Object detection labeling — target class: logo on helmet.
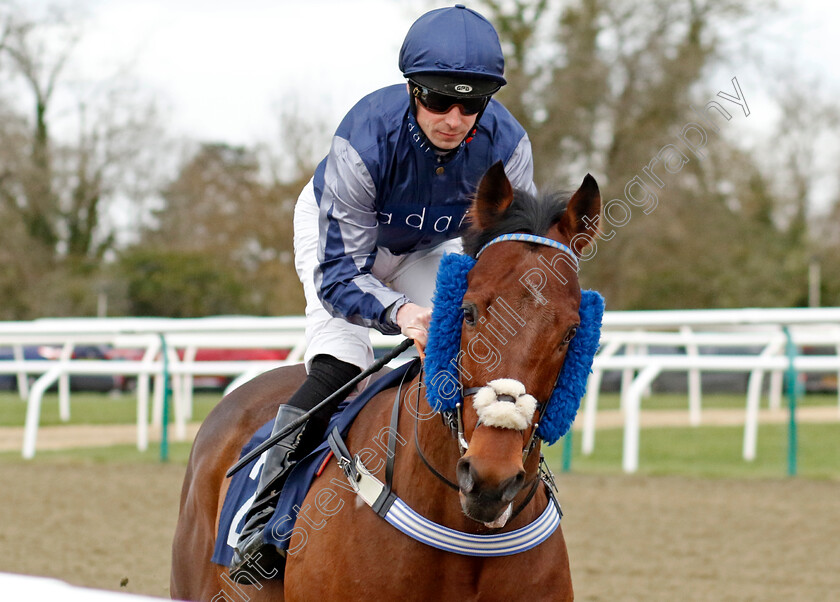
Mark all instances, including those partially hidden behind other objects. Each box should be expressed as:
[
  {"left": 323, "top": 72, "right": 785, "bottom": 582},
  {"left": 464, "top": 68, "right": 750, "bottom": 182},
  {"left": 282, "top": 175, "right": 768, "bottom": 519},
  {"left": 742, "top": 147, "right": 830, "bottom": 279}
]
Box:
[{"left": 454, "top": 84, "right": 473, "bottom": 94}]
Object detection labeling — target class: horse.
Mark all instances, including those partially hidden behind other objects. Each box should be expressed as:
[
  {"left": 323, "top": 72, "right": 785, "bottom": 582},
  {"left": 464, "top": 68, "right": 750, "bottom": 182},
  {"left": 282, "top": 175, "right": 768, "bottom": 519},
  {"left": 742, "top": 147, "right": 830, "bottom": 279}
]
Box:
[{"left": 170, "top": 161, "right": 601, "bottom": 601}]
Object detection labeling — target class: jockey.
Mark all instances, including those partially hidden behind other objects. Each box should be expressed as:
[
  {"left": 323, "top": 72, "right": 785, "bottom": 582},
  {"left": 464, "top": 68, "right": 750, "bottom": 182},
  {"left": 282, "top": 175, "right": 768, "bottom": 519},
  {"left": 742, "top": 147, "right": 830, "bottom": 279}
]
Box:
[{"left": 231, "top": 3, "right": 536, "bottom": 573}]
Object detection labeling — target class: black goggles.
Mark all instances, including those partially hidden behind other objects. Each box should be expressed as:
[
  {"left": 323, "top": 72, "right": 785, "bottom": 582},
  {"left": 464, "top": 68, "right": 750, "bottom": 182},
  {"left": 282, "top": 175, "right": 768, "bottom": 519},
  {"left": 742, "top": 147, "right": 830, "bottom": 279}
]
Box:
[{"left": 410, "top": 81, "right": 491, "bottom": 116}]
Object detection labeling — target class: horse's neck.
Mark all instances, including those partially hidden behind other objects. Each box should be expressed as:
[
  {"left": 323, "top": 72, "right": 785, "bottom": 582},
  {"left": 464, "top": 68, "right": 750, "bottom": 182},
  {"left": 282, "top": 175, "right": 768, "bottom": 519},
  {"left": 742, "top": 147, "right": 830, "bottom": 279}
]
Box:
[{"left": 382, "top": 374, "right": 463, "bottom": 523}]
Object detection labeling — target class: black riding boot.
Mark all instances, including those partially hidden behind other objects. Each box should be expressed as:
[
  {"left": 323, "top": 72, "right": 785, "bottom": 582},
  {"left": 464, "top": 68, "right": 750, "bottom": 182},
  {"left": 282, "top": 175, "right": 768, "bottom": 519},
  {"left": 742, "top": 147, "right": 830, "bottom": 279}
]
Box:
[
  {"left": 229, "top": 354, "right": 361, "bottom": 578},
  {"left": 229, "top": 404, "right": 316, "bottom": 576}
]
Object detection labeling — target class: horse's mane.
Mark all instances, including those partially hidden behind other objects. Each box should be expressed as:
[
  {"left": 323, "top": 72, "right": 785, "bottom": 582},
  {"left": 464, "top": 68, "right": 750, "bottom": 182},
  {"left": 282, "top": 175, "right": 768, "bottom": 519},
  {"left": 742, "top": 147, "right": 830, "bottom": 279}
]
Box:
[{"left": 461, "top": 188, "right": 571, "bottom": 257}]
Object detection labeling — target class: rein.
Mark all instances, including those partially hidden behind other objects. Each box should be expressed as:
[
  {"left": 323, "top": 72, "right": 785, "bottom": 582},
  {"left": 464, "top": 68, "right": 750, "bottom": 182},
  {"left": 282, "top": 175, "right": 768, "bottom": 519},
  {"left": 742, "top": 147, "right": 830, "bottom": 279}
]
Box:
[
  {"left": 413, "top": 384, "right": 554, "bottom": 529},
  {"left": 326, "top": 233, "right": 601, "bottom": 556},
  {"left": 327, "top": 360, "right": 562, "bottom": 556}
]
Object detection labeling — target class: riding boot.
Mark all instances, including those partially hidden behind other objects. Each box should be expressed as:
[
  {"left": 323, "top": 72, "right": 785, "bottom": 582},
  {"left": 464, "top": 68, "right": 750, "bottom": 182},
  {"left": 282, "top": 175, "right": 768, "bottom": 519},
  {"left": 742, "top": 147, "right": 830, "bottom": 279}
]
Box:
[
  {"left": 229, "top": 404, "right": 318, "bottom": 577},
  {"left": 229, "top": 354, "right": 361, "bottom": 578}
]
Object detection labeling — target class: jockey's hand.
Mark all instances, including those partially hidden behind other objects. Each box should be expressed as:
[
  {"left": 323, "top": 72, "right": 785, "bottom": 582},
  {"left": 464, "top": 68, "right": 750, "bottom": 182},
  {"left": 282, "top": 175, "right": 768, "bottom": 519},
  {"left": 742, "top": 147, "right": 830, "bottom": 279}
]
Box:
[{"left": 397, "top": 303, "right": 432, "bottom": 351}]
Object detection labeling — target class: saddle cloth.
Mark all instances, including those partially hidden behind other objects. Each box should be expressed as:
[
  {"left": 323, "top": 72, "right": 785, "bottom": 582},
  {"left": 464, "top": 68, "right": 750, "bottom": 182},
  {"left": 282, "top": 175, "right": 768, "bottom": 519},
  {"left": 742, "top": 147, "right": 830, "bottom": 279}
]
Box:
[{"left": 211, "top": 360, "right": 417, "bottom": 567}]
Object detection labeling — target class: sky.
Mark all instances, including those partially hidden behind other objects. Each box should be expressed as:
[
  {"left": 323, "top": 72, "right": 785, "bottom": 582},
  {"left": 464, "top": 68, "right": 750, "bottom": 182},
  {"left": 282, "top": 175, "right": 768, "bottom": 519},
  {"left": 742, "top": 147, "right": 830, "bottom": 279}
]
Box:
[
  {"left": 50, "top": 0, "right": 840, "bottom": 148},
  {"left": 10, "top": 0, "right": 840, "bottom": 218},
  {"left": 71, "top": 0, "right": 429, "bottom": 145},
  {"left": 4, "top": 0, "right": 836, "bottom": 251}
]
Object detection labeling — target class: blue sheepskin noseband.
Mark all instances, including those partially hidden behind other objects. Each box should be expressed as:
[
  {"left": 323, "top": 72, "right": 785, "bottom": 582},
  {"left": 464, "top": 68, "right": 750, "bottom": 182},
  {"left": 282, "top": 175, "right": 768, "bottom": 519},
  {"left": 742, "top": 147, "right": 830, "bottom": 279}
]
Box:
[{"left": 423, "top": 252, "right": 604, "bottom": 445}]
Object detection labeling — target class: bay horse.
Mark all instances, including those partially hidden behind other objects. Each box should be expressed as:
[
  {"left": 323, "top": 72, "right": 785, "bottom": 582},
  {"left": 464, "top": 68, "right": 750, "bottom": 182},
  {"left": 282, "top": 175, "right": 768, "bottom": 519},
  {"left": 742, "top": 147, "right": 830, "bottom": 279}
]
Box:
[{"left": 171, "top": 162, "right": 601, "bottom": 601}]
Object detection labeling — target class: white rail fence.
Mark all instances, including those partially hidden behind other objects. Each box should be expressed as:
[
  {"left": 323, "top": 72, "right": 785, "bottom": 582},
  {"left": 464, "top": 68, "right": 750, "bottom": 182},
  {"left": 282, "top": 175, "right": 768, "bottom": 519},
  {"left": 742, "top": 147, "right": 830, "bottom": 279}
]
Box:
[
  {"left": 2, "top": 309, "right": 840, "bottom": 469},
  {"left": 0, "top": 316, "right": 403, "bottom": 459}
]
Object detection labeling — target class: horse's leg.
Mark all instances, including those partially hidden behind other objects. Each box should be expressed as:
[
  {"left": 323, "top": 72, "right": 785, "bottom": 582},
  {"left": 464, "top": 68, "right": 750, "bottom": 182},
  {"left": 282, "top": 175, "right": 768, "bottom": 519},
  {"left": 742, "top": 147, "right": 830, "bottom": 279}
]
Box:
[
  {"left": 170, "top": 448, "right": 208, "bottom": 599},
  {"left": 282, "top": 388, "right": 465, "bottom": 601},
  {"left": 556, "top": 530, "right": 575, "bottom": 601},
  {"left": 171, "top": 364, "right": 307, "bottom": 601}
]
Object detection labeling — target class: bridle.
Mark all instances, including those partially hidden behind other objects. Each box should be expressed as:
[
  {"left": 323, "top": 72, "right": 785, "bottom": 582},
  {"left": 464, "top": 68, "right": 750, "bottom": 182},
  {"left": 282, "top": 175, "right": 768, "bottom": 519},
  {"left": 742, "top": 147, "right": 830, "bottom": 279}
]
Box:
[
  {"left": 411, "top": 232, "right": 582, "bottom": 519},
  {"left": 411, "top": 364, "right": 552, "bottom": 529},
  {"left": 438, "top": 385, "right": 547, "bottom": 460},
  {"left": 425, "top": 232, "right": 582, "bottom": 456},
  {"left": 326, "top": 232, "right": 595, "bottom": 553},
  {"left": 475, "top": 232, "right": 579, "bottom": 265}
]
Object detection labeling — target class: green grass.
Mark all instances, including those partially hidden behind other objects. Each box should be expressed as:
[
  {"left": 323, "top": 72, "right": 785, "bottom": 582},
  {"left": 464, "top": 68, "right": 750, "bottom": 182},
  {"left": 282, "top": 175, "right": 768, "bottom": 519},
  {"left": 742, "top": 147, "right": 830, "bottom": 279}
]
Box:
[
  {"left": 545, "top": 422, "right": 840, "bottom": 480},
  {"left": 4, "top": 422, "right": 837, "bottom": 480},
  {"left": 2, "top": 390, "right": 838, "bottom": 480},
  {"left": 0, "top": 441, "right": 195, "bottom": 465},
  {"left": 0, "top": 390, "right": 217, "bottom": 465},
  {"left": 4, "top": 390, "right": 836, "bottom": 428},
  {"left": 0, "top": 390, "right": 221, "bottom": 427},
  {"left": 591, "top": 390, "right": 838, "bottom": 411}
]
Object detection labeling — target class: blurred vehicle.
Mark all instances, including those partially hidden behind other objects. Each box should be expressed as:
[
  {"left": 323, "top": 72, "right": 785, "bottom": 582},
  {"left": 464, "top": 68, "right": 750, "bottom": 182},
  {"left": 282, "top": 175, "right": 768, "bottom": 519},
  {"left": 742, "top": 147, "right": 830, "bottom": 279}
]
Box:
[
  {"left": 802, "top": 345, "right": 839, "bottom": 393},
  {"left": 0, "top": 345, "right": 118, "bottom": 392},
  {"left": 106, "top": 347, "right": 291, "bottom": 391}
]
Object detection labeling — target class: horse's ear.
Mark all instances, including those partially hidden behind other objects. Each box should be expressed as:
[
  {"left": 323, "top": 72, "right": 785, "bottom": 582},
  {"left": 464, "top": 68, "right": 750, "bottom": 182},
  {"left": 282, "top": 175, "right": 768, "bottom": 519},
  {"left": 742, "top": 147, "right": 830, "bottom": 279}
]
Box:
[
  {"left": 472, "top": 161, "right": 514, "bottom": 230},
  {"left": 559, "top": 173, "right": 601, "bottom": 254}
]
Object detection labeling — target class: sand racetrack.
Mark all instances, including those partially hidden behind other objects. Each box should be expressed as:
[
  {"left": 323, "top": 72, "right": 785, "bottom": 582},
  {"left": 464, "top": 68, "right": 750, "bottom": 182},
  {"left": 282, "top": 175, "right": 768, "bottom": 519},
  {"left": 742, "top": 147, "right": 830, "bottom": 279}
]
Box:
[{"left": 1, "top": 460, "right": 839, "bottom": 601}]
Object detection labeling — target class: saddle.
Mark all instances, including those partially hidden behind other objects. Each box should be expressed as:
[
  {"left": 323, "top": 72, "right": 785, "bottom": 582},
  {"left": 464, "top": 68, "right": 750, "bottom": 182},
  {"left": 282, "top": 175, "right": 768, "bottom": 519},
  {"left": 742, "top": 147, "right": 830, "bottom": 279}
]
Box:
[{"left": 211, "top": 361, "right": 416, "bottom": 572}]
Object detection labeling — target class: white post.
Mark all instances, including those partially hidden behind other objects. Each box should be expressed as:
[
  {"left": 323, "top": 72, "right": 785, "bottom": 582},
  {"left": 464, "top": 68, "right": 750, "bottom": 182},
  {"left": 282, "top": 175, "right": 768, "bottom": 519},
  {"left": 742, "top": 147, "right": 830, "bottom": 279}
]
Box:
[
  {"left": 58, "top": 342, "right": 74, "bottom": 422},
  {"left": 743, "top": 338, "right": 784, "bottom": 461},
  {"left": 13, "top": 344, "right": 29, "bottom": 400},
  {"left": 169, "top": 345, "right": 187, "bottom": 441},
  {"left": 619, "top": 344, "right": 637, "bottom": 412},
  {"left": 743, "top": 368, "right": 764, "bottom": 462},
  {"left": 181, "top": 345, "right": 198, "bottom": 422},
  {"left": 622, "top": 364, "right": 661, "bottom": 473},
  {"left": 582, "top": 339, "right": 621, "bottom": 456},
  {"left": 136, "top": 338, "right": 161, "bottom": 452},
  {"left": 22, "top": 366, "right": 63, "bottom": 459},
  {"left": 681, "top": 326, "right": 702, "bottom": 425},
  {"left": 136, "top": 382, "right": 149, "bottom": 453}
]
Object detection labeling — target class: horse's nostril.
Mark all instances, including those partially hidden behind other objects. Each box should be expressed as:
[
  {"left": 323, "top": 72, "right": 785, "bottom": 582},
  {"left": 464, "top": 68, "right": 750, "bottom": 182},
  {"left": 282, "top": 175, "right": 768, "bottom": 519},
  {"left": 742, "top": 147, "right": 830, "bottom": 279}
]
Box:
[
  {"left": 456, "top": 458, "right": 475, "bottom": 493},
  {"left": 501, "top": 470, "right": 526, "bottom": 503}
]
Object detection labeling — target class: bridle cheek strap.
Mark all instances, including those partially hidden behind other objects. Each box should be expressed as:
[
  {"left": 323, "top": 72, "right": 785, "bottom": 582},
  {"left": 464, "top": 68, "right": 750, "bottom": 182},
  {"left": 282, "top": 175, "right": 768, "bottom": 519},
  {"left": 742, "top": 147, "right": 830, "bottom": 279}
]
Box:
[
  {"left": 327, "top": 364, "right": 563, "bottom": 557},
  {"left": 423, "top": 246, "right": 604, "bottom": 445}
]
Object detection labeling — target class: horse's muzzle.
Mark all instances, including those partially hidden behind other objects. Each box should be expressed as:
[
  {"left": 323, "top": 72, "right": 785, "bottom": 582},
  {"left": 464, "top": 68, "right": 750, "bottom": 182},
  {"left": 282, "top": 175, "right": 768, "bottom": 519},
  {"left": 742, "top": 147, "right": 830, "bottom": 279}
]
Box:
[{"left": 457, "top": 457, "right": 525, "bottom": 527}]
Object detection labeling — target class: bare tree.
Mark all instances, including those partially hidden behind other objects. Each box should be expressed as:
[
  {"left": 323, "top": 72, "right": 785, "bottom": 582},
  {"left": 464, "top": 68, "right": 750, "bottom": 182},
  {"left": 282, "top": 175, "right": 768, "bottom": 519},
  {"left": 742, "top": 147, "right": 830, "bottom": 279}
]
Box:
[
  {"left": 0, "top": 2, "right": 166, "bottom": 317},
  {"left": 477, "top": 0, "right": 828, "bottom": 310},
  {"left": 123, "top": 140, "right": 309, "bottom": 317}
]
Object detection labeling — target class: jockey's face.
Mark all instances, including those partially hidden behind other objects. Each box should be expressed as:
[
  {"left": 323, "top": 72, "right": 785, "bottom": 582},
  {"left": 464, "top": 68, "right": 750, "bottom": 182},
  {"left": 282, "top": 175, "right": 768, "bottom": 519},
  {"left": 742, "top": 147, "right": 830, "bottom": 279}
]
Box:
[{"left": 415, "top": 100, "right": 478, "bottom": 150}]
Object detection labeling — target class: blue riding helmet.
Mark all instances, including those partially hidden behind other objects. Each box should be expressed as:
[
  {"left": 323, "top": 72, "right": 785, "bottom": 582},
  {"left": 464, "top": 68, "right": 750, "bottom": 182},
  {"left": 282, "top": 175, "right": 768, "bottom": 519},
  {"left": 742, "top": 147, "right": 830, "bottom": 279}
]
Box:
[{"left": 399, "top": 4, "right": 506, "bottom": 98}]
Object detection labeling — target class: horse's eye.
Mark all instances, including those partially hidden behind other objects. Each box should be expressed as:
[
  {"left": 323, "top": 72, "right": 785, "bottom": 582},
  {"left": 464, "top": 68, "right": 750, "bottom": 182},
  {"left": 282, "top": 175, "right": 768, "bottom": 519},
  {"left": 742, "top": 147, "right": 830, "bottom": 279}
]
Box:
[
  {"left": 461, "top": 303, "right": 477, "bottom": 326},
  {"left": 561, "top": 326, "right": 578, "bottom": 346}
]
